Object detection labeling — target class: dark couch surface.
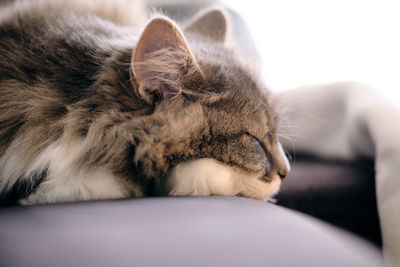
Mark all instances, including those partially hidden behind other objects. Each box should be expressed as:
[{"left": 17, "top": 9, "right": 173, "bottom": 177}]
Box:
[
  {"left": 0, "top": 197, "right": 382, "bottom": 267},
  {"left": 278, "top": 155, "right": 381, "bottom": 246}
]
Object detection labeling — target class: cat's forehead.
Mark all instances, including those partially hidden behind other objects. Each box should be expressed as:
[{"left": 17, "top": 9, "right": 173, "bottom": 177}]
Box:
[
  {"left": 196, "top": 63, "right": 278, "bottom": 137},
  {"left": 206, "top": 62, "right": 270, "bottom": 110},
  {"left": 181, "top": 44, "right": 278, "bottom": 137},
  {"left": 199, "top": 53, "right": 259, "bottom": 92}
]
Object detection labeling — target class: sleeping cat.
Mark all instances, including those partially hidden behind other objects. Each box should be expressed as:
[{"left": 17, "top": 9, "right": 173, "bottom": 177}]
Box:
[{"left": 0, "top": 0, "right": 290, "bottom": 205}]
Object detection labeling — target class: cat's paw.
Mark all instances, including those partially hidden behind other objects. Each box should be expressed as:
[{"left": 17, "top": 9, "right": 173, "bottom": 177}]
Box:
[{"left": 165, "top": 158, "right": 282, "bottom": 201}]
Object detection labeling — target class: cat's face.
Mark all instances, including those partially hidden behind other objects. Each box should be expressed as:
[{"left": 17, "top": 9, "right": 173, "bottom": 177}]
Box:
[
  {"left": 161, "top": 69, "right": 289, "bottom": 200},
  {"left": 130, "top": 10, "right": 290, "bottom": 200}
]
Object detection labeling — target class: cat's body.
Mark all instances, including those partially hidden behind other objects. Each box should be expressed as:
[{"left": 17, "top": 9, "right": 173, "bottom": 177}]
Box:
[{"left": 0, "top": 0, "right": 289, "bottom": 205}]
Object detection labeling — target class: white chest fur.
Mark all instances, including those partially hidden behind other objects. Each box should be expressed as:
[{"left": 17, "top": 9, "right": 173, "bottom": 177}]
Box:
[{"left": 14, "top": 140, "right": 129, "bottom": 204}]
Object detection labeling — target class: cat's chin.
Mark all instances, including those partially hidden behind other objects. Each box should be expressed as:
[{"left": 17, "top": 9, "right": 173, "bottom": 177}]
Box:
[
  {"left": 265, "top": 186, "right": 281, "bottom": 203},
  {"left": 164, "top": 158, "right": 281, "bottom": 201}
]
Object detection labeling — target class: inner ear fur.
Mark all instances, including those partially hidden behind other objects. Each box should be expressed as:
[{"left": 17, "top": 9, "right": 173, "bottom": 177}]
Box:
[
  {"left": 184, "top": 7, "right": 229, "bottom": 43},
  {"left": 132, "top": 17, "right": 202, "bottom": 104}
]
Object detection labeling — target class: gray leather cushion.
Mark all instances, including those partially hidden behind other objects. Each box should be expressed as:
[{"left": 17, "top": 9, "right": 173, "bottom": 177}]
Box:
[{"left": 0, "top": 197, "right": 382, "bottom": 267}]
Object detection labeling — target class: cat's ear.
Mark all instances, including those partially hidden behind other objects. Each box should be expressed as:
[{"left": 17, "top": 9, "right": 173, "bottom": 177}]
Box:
[
  {"left": 132, "top": 17, "right": 202, "bottom": 104},
  {"left": 184, "top": 8, "right": 229, "bottom": 43}
]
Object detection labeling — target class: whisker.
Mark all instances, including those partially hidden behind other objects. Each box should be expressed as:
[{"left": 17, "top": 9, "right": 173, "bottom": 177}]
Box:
[{"left": 278, "top": 133, "right": 305, "bottom": 139}]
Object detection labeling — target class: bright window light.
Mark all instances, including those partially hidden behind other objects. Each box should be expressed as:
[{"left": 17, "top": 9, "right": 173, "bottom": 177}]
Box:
[{"left": 223, "top": 0, "right": 400, "bottom": 106}]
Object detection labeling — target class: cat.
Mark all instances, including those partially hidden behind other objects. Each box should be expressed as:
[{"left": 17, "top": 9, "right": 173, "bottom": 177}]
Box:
[{"left": 0, "top": 0, "right": 290, "bottom": 205}]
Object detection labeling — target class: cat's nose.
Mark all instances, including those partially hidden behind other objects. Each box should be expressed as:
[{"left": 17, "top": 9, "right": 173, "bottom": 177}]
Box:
[
  {"left": 276, "top": 142, "right": 290, "bottom": 180},
  {"left": 278, "top": 170, "right": 288, "bottom": 180}
]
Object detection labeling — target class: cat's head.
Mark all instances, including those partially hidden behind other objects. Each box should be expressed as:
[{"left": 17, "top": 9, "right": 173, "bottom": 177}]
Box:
[{"left": 130, "top": 8, "right": 290, "bottom": 201}]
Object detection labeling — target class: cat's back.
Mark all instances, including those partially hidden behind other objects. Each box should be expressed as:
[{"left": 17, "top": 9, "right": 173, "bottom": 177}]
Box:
[{"left": 0, "top": 0, "right": 146, "bottom": 84}]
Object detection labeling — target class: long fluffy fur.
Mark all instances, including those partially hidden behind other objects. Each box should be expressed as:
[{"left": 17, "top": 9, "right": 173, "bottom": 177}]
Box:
[{"left": 0, "top": 0, "right": 288, "bottom": 205}]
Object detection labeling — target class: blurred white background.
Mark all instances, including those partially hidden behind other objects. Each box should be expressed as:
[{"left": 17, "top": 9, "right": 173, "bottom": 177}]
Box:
[{"left": 223, "top": 0, "right": 400, "bottom": 105}]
